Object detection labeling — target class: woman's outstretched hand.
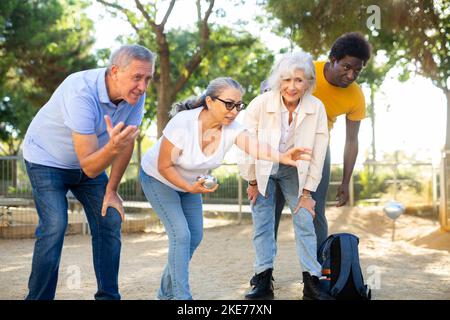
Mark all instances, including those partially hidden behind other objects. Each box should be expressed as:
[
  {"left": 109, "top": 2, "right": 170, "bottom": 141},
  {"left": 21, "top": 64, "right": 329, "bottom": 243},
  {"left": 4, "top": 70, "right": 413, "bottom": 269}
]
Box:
[{"left": 279, "top": 147, "right": 312, "bottom": 166}]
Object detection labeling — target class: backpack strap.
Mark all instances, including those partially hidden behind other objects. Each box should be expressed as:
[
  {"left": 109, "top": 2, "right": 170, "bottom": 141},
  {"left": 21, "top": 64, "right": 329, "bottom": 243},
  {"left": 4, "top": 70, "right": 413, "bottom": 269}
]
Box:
[
  {"left": 329, "top": 235, "right": 353, "bottom": 296},
  {"left": 319, "top": 234, "right": 337, "bottom": 265},
  {"left": 349, "top": 236, "right": 370, "bottom": 299},
  {"left": 319, "top": 235, "right": 337, "bottom": 293}
]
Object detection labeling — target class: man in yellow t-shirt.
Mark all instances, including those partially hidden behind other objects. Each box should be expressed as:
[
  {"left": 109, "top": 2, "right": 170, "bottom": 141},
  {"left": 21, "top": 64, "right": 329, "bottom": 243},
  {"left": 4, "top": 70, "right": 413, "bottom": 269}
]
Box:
[{"left": 248, "top": 33, "right": 372, "bottom": 292}]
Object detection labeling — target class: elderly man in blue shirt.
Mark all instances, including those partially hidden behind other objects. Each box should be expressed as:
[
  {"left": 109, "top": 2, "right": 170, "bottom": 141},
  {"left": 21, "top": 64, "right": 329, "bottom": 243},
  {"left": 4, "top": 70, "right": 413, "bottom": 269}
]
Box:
[{"left": 22, "top": 44, "right": 155, "bottom": 300}]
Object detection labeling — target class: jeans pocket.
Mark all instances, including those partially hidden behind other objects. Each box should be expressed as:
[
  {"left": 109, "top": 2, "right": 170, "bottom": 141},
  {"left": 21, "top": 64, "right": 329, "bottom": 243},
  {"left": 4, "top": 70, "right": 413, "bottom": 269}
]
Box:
[{"left": 27, "top": 164, "right": 60, "bottom": 191}]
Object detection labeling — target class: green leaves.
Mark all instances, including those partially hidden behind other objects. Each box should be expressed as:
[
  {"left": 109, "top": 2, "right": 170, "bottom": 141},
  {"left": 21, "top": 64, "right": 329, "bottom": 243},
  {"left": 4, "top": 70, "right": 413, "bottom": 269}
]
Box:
[
  {"left": 0, "top": 0, "right": 97, "bottom": 155},
  {"left": 264, "top": 0, "right": 449, "bottom": 91},
  {"left": 96, "top": 0, "right": 275, "bottom": 138}
]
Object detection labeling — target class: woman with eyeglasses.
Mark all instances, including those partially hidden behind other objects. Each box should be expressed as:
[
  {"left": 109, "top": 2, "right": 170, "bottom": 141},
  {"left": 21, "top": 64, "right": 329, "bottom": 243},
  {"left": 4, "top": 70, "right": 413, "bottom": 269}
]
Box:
[
  {"left": 139, "top": 77, "right": 311, "bottom": 300},
  {"left": 239, "top": 52, "right": 333, "bottom": 300}
]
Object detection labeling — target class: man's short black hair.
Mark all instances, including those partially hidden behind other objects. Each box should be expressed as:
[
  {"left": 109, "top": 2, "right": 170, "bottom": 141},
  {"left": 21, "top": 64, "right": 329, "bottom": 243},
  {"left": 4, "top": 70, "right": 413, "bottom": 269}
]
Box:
[{"left": 329, "top": 32, "right": 372, "bottom": 65}]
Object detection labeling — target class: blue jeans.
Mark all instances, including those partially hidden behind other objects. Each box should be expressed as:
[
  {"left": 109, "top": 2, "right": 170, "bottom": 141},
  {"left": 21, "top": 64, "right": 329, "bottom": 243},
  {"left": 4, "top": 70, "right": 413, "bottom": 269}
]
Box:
[
  {"left": 24, "top": 160, "right": 122, "bottom": 300},
  {"left": 274, "top": 146, "right": 331, "bottom": 250},
  {"left": 251, "top": 164, "right": 322, "bottom": 277},
  {"left": 139, "top": 169, "right": 203, "bottom": 300}
]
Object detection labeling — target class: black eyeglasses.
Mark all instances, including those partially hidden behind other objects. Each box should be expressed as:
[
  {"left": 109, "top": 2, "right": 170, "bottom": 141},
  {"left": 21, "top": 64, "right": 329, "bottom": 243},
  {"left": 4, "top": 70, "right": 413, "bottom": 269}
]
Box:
[{"left": 214, "top": 97, "right": 246, "bottom": 112}]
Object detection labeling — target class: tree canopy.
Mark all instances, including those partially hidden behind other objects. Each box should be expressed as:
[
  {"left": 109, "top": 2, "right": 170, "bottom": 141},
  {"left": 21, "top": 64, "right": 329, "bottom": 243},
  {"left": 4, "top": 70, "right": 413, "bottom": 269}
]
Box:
[
  {"left": 97, "top": 0, "right": 274, "bottom": 137},
  {"left": 264, "top": 0, "right": 449, "bottom": 146},
  {"left": 0, "top": 0, "right": 97, "bottom": 155}
]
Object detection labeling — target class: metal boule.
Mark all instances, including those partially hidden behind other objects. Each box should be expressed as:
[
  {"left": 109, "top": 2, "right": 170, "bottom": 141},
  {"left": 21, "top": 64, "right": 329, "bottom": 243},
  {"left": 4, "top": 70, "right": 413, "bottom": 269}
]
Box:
[
  {"left": 197, "top": 174, "right": 218, "bottom": 189},
  {"left": 383, "top": 201, "right": 405, "bottom": 220}
]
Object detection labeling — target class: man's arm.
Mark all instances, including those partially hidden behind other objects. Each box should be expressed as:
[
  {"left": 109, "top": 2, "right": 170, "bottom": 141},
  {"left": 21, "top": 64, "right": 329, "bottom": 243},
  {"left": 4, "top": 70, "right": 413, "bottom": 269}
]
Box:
[
  {"left": 107, "top": 142, "right": 134, "bottom": 193},
  {"left": 101, "top": 141, "right": 135, "bottom": 220},
  {"left": 72, "top": 133, "right": 117, "bottom": 178},
  {"left": 72, "top": 117, "right": 139, "bottom": 178},
  {"left": 73, "top": 117, "right": 139, "bottom": 220},
  {"left": 336, "top": 118, "right": 361, "bottom": 206}
]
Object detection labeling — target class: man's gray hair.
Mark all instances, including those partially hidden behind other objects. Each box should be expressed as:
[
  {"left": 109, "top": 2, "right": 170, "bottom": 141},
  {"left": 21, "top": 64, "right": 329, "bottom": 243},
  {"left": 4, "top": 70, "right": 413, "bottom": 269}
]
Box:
[
  {"left": 267, "top": 51, "right": 316, "bottom": 95},
  {"left": 107, "top": 44, "right": 156, "bottom": 73}
]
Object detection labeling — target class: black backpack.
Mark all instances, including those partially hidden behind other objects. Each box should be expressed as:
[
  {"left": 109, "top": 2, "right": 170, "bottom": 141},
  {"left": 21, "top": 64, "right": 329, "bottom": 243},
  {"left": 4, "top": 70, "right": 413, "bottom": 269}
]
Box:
[{"left": 318, "top": 233, "right": 371, "bottom": 300}]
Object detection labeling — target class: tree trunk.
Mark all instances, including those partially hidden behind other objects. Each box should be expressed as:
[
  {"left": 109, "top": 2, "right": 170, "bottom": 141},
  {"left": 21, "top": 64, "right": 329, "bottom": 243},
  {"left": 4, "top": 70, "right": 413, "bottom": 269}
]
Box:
[
  {"left": 8, "top": 141, "right": 15, "bottom": 157},
  {"left": 155, "top": 28, "right": 174, "bottom": 138},
  {"left": 445, "top": 90, "right": 450, "bottom": 150},
  {"left": 156, "top": 86, "right": 173, "bottom": 138},
  {"left": 12, "top": 158, "right": 17, "bottom": 189}
]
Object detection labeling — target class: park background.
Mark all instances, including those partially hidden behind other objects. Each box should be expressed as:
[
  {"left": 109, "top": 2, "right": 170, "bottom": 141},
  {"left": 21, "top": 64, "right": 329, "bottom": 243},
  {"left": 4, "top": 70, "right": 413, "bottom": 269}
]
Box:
[{"left": 1, "top": 0, "right": 449, "bottom": 300}]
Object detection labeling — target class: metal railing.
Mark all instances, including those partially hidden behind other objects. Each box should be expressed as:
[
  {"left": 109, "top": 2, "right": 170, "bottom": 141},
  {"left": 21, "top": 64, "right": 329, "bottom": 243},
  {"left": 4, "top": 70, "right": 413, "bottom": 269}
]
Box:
[
  {"left": 0, "top": 155, "right": 440, "bottom": 238},
  {"left": 0, "top": 155, "right": 439, "bottom": 206},
  {"left": 0, "top": 156, "right": 32, "bottom": 198}
]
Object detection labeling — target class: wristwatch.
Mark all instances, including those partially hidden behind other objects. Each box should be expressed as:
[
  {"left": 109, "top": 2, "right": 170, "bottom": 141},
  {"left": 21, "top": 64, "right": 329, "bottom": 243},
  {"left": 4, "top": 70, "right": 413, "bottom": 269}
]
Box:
[{"left": 248, "top": 180, "right": 257, "bottom": 186}]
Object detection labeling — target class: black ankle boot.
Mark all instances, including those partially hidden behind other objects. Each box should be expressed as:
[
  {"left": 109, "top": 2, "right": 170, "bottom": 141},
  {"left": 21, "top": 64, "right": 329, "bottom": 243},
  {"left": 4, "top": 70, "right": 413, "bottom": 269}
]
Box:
[
  {"left": 250, "top": 274, "right": 258, "bottom": 286},
  {"left": 245, "top": 269, "right": 274, "bottom": 300},
  {"left": 302, "top": 272, "right": 335, "bottom": 300},
  {"left": 250, "top": 272, "right": 275, "bottom": 286}
]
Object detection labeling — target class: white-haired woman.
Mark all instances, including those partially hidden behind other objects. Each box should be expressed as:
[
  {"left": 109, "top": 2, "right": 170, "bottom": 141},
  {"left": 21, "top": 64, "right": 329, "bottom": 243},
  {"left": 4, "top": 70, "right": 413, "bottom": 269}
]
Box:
[
  {"left": 239, "top": 52, "right": 332, "bottom": 300},
  {"left": 140, "top": 77, "right": 311, "bottom": 300}
]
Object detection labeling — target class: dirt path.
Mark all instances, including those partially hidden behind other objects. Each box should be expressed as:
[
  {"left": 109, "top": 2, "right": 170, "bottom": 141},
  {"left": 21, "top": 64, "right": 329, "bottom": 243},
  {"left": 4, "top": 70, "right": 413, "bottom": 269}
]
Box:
[{"left": 1, "top": 206, "right": 450, "bottom": 300}]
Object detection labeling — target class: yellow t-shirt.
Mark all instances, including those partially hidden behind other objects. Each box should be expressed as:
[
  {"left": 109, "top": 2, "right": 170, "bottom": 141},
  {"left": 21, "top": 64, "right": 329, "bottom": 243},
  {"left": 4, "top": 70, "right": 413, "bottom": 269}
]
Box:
[{"left": 313, "top": 61, "right": 366, "bottom": 130}]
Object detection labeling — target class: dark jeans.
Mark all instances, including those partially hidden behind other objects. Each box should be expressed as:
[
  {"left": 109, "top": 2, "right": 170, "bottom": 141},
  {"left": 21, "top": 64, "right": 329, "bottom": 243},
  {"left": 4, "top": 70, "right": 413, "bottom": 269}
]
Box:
[
  {"left": 274, "top": 146, "right": 331, "bottom": 251},
  {"left": 24, "top": 160, "right": 122, "bottom": 300}
]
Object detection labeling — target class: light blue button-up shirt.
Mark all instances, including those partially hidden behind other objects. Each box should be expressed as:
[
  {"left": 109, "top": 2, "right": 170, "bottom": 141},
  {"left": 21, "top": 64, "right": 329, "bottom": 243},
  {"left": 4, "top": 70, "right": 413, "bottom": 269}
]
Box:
[{"left": 23, "top": 68, "right": 145, "bottom": 169}]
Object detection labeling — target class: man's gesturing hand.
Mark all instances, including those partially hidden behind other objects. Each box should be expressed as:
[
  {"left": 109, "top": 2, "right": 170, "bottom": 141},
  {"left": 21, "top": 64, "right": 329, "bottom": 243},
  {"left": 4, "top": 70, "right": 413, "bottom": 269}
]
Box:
[{"left": 104, "top": 115, "right": 140, "bottom": 153}]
